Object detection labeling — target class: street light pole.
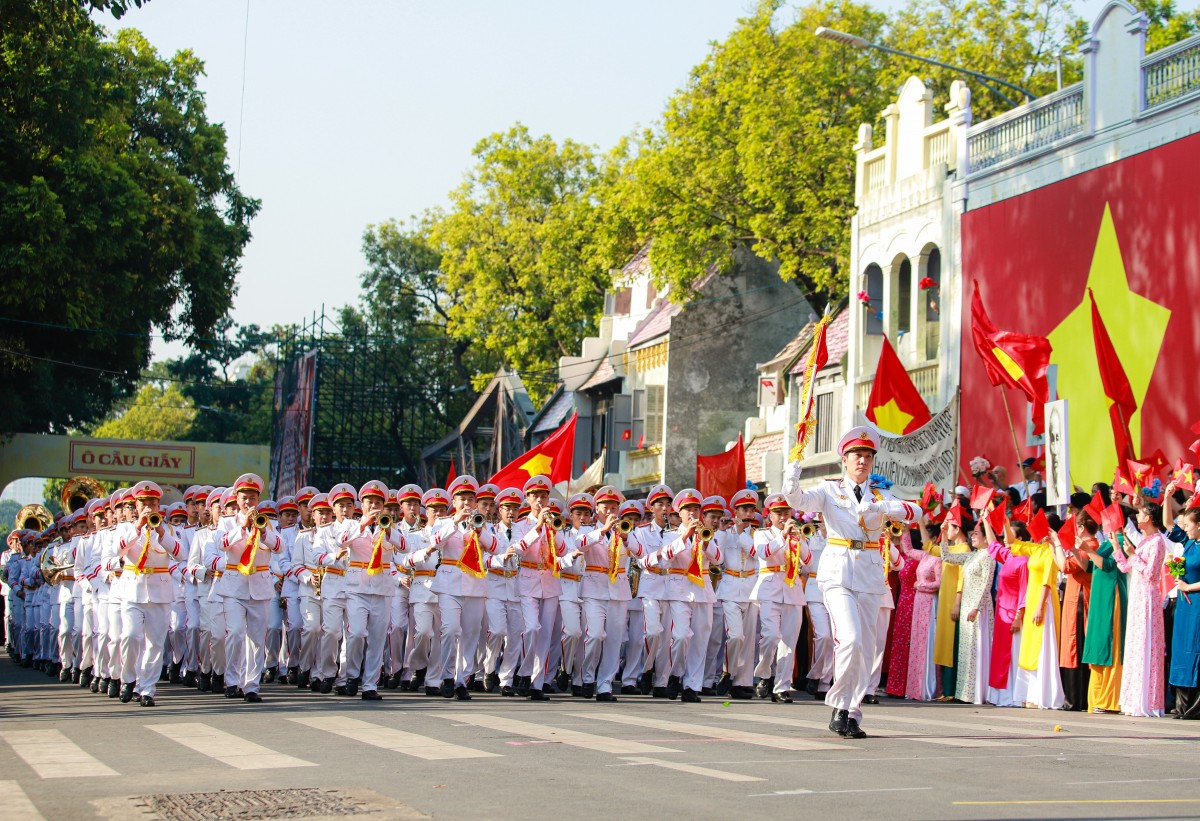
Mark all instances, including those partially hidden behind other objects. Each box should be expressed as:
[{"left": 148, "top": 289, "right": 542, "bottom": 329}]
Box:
[{"left": 814, "top": 26, "right": 1035, "bottom": 108}]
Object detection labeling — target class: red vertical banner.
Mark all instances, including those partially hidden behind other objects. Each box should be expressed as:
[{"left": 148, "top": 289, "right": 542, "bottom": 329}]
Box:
[{"left": 697, "top": 434, "right": 746, "bottom": 499}]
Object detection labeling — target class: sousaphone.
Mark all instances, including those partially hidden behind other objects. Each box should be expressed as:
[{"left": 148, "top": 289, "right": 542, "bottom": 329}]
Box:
[
  {"left": 61, "top": 476, "right": 106, "bottom": 513},
  {"left": 15, "top": 503, "right": 53, "bottom": 531}
]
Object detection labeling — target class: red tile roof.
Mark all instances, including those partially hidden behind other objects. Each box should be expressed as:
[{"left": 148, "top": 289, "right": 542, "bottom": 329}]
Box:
[
  {"left": 626, "top": 297, "right": 682, "bottom": 349},
  {"left": 744, "top": 431, "right": 785, "bottom": 484}
]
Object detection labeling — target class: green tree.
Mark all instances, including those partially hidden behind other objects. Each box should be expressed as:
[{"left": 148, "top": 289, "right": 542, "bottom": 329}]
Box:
[
  {"left": 425, "top": 125, "right": 608, "bottom": 403},
  {"left": 1133, "top": 0, "right": 1200, "bottom": 52},
  {"left": 91, "top": 382, "right": 197, "bottom": 441},
  {"left": 0, "top": 499, "right": 21, "bottom": 540},
  {"left": 0, "top": 3, "right": 259, "bottom": 435},
  {"left": 592, "top": 0, "right": 894, "bottom": 308}
]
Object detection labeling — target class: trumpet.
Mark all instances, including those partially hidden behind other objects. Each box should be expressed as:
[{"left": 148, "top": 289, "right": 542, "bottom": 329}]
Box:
[
  {"left": 470, "top": 512, "right": 487, "bottom": 530},
  {"left": 549, "top": 514, "right": 567, "bottom": 531},
  {"left": 253, "top": 512, "right": 270, "bottom": 530},
  {"left": 886, "top": 520, "right": 907, "bottom": 539},
  {"left": 616, "top": 519, "right": 634, "bottom": 536},
  {"left": 697, "top": 526, "right": 714, "bottom": 542},
  {"left": 146, "top": 511, "right": 164, "bottom": 529},
  {"left": 798, "top": 522, "right": 818, "bottom": 539},
  {"left": 377, "top": 514, "right": 393, "bottom": 530}
]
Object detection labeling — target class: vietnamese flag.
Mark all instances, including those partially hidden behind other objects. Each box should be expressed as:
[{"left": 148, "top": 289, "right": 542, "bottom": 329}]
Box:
[
  {"left": 1173, "top": 459, "right": 1196, "bottom": 492},
  {"left": 1028, "top": 509, "right": 1051, "bottom": 542},
  {"left": 969, "top": 483, "right": 994, "bottom": 510},
  {"left": 1090, "top": 289, "right": 1137, "bottom": 463},
  {"left": 1112, "top": 466, "right": 1136, "bottom": 497},
  {"left": 1058, "top": 514, "right": 1077, "bottom": 549},
  {"left": 490, "top": 412, "right": 576, "bottom": 488},
  {"left": 986, "top": 497, "right": 1008, "bottom": 534},
  {"left": 1126, "top": 459, "right": 1154, "bottom": 492},
  {"left": 697, "top": 434, "right": 746, "bottom": 499},
  {"left": 970, "top": 287, "right": 1052, "bottom": 431},
  {"left": 1101, "top": 502, "right": 1126, "bottom": 534},
  {"left": 865, "top": 335, "right": 931, "bottom": 435},
  {"left": 1011, "top": 497, "right": 1033, "bottom": 523},
  {"left": 1083, "top": 491, "right": 1107, "bottom": 527},
  {"left": 446, "top": 457, "right": 457, "bottom": 487}
]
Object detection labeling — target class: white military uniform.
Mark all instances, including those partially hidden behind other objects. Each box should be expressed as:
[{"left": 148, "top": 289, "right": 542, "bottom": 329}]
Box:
[
  {"left": 783, "top": 474, "right": 914, "bottom": 722},
  {"left": 114, "top": 520, "right": 183, "bottom": 698},
  {"left": 630, "top": 520, "right": 673, "bottom": 689},
  {"left": 718, "top": 525, "right": 759, "bottom": 690},
  {"left": 803, "top": 529, "right": 834, "bottom": 689},
  {"left": 659, "top": 528, "right": 722, "bottom": 694},
  {"left": 400, "top": 520, "right": 442, "bottom": 688},
  {"left": 576, "top": 526, "right": 632, "bottom": 694},
  {"left": 750, "top": 523, "right": 811, "bottom": 696},
  {"left": 289, "top": 525, "right": 321, "bottom": 681},
  {"left": 215, "top": 512, "right": 283, "bottom": 695},
  {"left": 484, "top": 522, "right": 524, "bottom": 689},
  {"left": 338, "top": 519, "right": 402, "bottom": 693},
  {"left": 429, "top": 518, "right": 496, "bottom": 689},
  {"left": 510, "top": 515, "right": 568, "bottom": 693}
]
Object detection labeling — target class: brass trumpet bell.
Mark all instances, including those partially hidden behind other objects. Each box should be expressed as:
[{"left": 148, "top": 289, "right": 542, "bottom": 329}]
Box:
[
  {"left": 146, "top": 511, "right": 164, "bottom": 529},
  {"left": 616, "top": 519, "right": 635, "bottom": 535},
  {"left": 697, "top": 526, "right": 714, "bottom": 542},
  {"left": 470, "top": 512, "right": 487, "bottom": 529},
  {"left": 253, "top": 512, "right": 270, "bottom": 530},
  {"left": 549, "top": 514, "right": 567, "bottom": 531},
  {"left": 886, "top": 521, "right": 907, "bottom": 538},
  {"left": 377, "top": 514, "right": 393, "bottom": 529},
  {"left": 798, "top": 522, "right": 818, "bottom": 539}
]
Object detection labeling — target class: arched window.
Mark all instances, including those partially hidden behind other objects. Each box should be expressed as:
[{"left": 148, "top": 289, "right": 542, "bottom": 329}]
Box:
[
  {"left": 897, "top": 257, "right": 912, "bottom": 335},
  {"left": 922, "top": 245, "right": 942, "bottom": 361},
  {"left": 864, "top": 264, "right": 883, "bottom": 335}
]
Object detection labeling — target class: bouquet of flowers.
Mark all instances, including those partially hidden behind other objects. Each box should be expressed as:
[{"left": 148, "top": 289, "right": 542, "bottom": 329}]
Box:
[{"left": 1169, "top": 555, "right": 1191, "bottom": 603}]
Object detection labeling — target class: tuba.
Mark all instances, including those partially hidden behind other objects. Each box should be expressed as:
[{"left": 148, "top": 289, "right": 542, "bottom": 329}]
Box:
[
  {"left": 16, "top": 503, "right": 53, "bottom": 532},
  {"left": 61, "top": 476, "right": 105, "bottom": 514}
]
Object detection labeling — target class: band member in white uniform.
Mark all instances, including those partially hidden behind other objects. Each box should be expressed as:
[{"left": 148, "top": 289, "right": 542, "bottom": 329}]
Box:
[
  {"left": 400, "top": 488, "right": 447, "bottom": 695},
  {"left": 634, "top": 485, "right": 674, "bottom": 697},
  {"left": 782, "top": 425, "right": 918, "bottom": 737},
  {"left": 314, "top": 483, "right": 357, "bottom": 694},
  {"left": 484, "top": 487, "right": 525, "bottom": 695},
  {"left": 576, "top": 486, "right": 627, "bottom": 701},
  {"left": 293, "top": 492, "right": 331, "bottom": 689},
  {"left": 716, "top": 489, "right": 759, "bottom": 699},
  {"left": 750, "top": 494, "right": 812, "bottom": 703}
]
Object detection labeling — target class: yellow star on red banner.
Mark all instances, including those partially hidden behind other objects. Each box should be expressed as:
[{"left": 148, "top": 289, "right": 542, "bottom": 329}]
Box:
[{"left": 519, "top": 452, "right": 554, "bottom": 477}]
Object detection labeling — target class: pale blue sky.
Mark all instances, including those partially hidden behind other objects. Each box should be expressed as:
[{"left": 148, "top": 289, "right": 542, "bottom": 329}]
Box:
[{"left": 105, "top": 0, "right": 1113, "bottom": 358}]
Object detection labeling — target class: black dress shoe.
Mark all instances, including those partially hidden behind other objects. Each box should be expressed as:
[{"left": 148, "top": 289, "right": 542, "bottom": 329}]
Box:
[
  {"left": 334, "top": 685, "right": 348, "bottom": 696},
  {"left": 500, "top": 686, "right": 516, "bottom": 697},
  {"left": 829, "top": 709, "right": 849, "bottom": 736},
  {"left": 169, "top": 662, "right": 183, "bottom": 683},
  {"left": 681, "top": 688, "right": 702, "bottom": 703},
  {"left": 71, "top": 667, "right": 82, "bottom": 684},
  {"left": 362, "top": 690, "right": 383, "bottom": 701},
  {"left": 413, "top": 668, "right": 427, "bottom": 690},
  {"left": 298, "top": 671, "right": 311, "bottom": 689},
  {"left": 107, "top": 679, "right": 120, "bottom": 698},
  {"left": 140, "top": 695, "right": 156, "bottom": 707},
  {"left": 581, "top": 683, "right": 595, "bottom": 699},
  {"left": 469, "top": 678, "right": 486, "bottom": 693},
  {"left": 555, "top": 669, "right": 570, "bottom": 692},
  {"left": 638, "top": 670, "right": 653, "bottom": 696},
  {"left": 133, "top": 693, "right": 143, "bottom": 705},
  {"left": 90, "top": 677, "right": 101, "bottom": 693},
  {"left": 183, "top": 671, "right": 197, "bottom": 688},
  {"left": 595, "top": 692, "right": 618, "bottom": 702},
  {"left": 320, "top": 679, "right": 334, "bottom": 694},
  {"left": 287, "top": 667, "right": 299, "bottom": 685},
  {"left": 571, "top": 685, "right": 584, "bottom": 698},
  {"left": 863, "top": 694, "right": 879, "bottom": 705},
  {"left": 651, "top": 687, "right": 668, "bottom": 698},
  {"left": 346, "top": 679, "right": 360, "bottom": 697},
  {"left": 772, "top": 692, "right": 793, "bottom": 704},
  {"left": 119, "top": 682, "right": 135, "bottom": 703},
  {"left": 805, "top": 678, "right": 820, "bottom": 697},
  {"left": 843, "top": 717, "right": 867, "bottom": 738},
  {"left": 244, "top": 691, "right": 263, "bottom": 703},
  {"left": 715, "top": 672, "right": 732, "bottom": 696},
  {"left": 385, "top": 673, "right": 401, "bottom": 690},
  {"left": 59, "top": 667, "right": 72, "bottom": 682},
  {"left": 730, "top": 686, "right": 752, "bottom": 700},
  {"left": 666, "top": 675, "right": 682, "bottom": 700},
  {"left": 755, "top": 677, "right": 774, "bottom": 699},
  {"left": 439, "top": 678, "right": 454, "bottom": 698},
  {"left": 425, "top": 686, "right": 441, "bottom": 697},
  {"left": 700, "top": 687, "right": 716, "bottom": 697},
  {"left": 620, "top": 685, "right": 640, "bottom": 696},
  {"left": 198, "top": 672, "right": 212, "bottom": 692},
  {"left": 484, "top": 672, "right": 500, "bottom": 692},
  {"left": 160, "top": 665, "right": 170, "bottom": 682},
  {"left": 528, "top": 688, "right": 550, "bottom": 701},
  {"left": 225, "top": 686, "right": 240, "bottom": 698},
  {"left": 455, "top": 685, "right": 472, "bottom": 701}
]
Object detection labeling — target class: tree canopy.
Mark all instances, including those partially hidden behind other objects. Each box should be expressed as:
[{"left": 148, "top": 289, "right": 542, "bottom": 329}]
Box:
[{"left": 0, "top": 2, "right": 258, "bottom": 435}]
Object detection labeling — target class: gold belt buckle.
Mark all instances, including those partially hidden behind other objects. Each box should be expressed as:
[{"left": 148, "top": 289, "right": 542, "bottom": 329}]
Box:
[{"left": 850, "top": 539, "right": 865, "bottom": 550}]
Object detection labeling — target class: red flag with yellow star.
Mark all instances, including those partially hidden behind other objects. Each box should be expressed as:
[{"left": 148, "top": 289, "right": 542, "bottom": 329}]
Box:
[
  {"left": 489, "top": 412, "right": 576, "bottom": 489},
  {"left": 865, "top": 335, "right": 931, "bottom": 435},
  {"left": 970, "top": 287, "right": 1052, "bottom": 432}
]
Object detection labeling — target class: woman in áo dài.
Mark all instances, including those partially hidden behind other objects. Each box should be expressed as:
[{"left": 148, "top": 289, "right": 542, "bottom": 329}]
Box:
[
  {"left": 901, "top": 523, "right": 944, "bottom": 701},
  {"left": 1011, "top": 529, "right": 1067, "bottom": 710},
  {"left": 939, "top": 521, "right": 995, "bottom": 705},
  {"left": 933, "top": 506, "right": 972, "bottom": 700},
  {"left": 1110, "top": 495, "right": 1166, "bottom": 717},
  {"left": 1164, "top": 485, "right": 1200, "bottom": 719},
  {"left": 1056, "top": 512, "right": 1096, "bottom": 711},
  {"left": 1077, "top": 510, "right": 1128, "bottom": 714},
  {"left": 983, "top": 514, "right": 1028, "bottom": 707}
]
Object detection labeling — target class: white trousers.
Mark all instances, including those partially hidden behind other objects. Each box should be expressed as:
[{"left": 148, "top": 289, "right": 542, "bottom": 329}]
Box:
[
  {"left": 386, "top": 594, "right": 408, "bottom": 676},
  {"left": 105, "top": 596, "right": 123, "bottom": 680},
  {"left": 822, "top": 585, "right": 879, "bottom": 720},
  {"left": 484, "top": 598, "right": 523, "bottom": 685},
  {"left": 80, "top": 593, "right": 98, "bottom": 673},
  {"left": 580, "top": 598, "right": 610, "bottom": 685},
  {"left": 437, "top": 593, "right": 485, "bottom": 686},
  {"left": 518, "top": 596, "right": 558, "bottom": 689},
  {"left": 704, "top": 605, "right": 725, "bottom": 686},
  {"left": 868, "top": 606, "right": 892, "bottom": 694},
  {"left": 344, "top": 592, "right": 389, "bottom": 691},
  {"left": 559, "top": 599, "right": 583, "bottom": 679},
  {"left": 404, "top": 600, "right": 442, "bottom": 682},
  {"left": 57, "top": 597, "right": 80, "bottom": 670},
  {"left": 184, "top": 594, "right": 202, "bottom": 671},
  {"left": 722, "top": 600, "right": 759, "bottom": 687},
  {"left": 297, "top": 597, "right": 321, "bottom": 673},
  {"left": 754, "top": 600, "right": 804, "bottom": 694},
  {"left": 669, "top": 600, "right": 713, "bottom": 692},
  {"left": 265, "top": 595, "right": 284, "bottom": 670},
  {"left": 806, "top": 600, "right": 833, "bottom": 684},
  {"left": 641, "top": 598, "right": 672, "bottom": 686},
  {"left": 593, "top": 600, "right": 629, "bottom": 693},
  {"left": 621, "top": 603, "right": 647, "bottom": 686},
  {"left": 119, "top": 600, "right": 170, "bottom": 696},
  {"left": 224, "top": 597, "right": 269, "bottom": 693},
  {"left": 318, "top": 596, "right": 348, "bottom": 682},
  {"left": 284, "top": 594, "right": 303, "bottom": 670},
  {"left": 199, "top": 596, "right": 226, "bottom": 675}
]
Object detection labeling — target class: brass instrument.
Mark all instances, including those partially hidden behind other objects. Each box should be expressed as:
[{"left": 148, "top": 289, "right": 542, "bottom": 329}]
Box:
[
  {"left": 886, "top": 521, "right": 907, "bottom": 539},
  {"left": 313, "top": 566, "right": 326, "bottom": 599},
  {"left": 253, "top": 511, "right": 270, "bottom": 530},
  {"left": 377, "top": 514, "right": 393, "bottom": 530},
  {"left": 470, "top": 512, "right": 486, "bottom": 530},
  {"left": 798, "top": 522, "right": 818, "bottom": 539},
  {"left": 697, "top": 526, "right": 714, "bottom": 542},
  {"left": 61, "top": 476, "right": 105, "bottom": 513},
  {"left": 549, "top": 514, "right": 567, "bottom": 531},
  {"left": 616, "top": 519, "right": 634, "bottom": 536},
  {"left": 16, "top": 503, "right": 52, "bottom": 532},
  {"left": 146, "top": 511, "right": 164, "bottom": 529},
  {"left": 40, "top": 544, "right": 75, "bottom": 584},
  {"left": 628, "top": 557, "right": 642, "bottom": 598}
]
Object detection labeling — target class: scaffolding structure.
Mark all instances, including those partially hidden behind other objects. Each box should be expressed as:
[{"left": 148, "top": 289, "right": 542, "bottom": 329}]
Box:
[{"left": 269, "top": 308, "right": 472, "bottom": 497}]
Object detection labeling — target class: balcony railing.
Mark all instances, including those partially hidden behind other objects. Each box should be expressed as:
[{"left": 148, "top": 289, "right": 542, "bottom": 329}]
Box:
[
  {"left": 1143, "top": 34, "right": 1200, "bottom": 111},
  {"left": 855, "top": 362, "right": 940, "bottom": 412},
  {"left": 966, "top": 83, "right": 1085, "bottom": 174}
]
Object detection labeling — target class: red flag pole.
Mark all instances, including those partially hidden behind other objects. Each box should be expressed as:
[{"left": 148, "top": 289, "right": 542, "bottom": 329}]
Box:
[{"left": 998, "top": 385, "right": 1030, "bottom": 497}]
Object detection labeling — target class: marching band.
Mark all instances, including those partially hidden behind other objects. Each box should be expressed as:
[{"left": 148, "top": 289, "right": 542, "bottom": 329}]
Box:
[{"left": 2, "top": 425, "right": 919, "bottom": 738}]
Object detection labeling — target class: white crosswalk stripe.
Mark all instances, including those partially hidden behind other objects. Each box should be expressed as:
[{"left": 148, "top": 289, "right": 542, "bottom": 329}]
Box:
[
  {"left": 146, "top": 723, "right": 315, "bottom": 770},
  {"left": 0, "top": 779, "right": 46, "bottom": 820},
  {"left": 0, "top": 730, "right": 117, "bottom": 778},
  {"left": 865, "top": 712, "right": 1031, "bottom": 745},
  {"left": 288, "top": 716, "right": 499, "bottom": 760},
  {"left": 436, "top": 713, "right": 681, "bottom": 754},
  {"left": 707, "top": 712, "right": 1023, "bottom": 748},
  {"left": 619, "top": 756, "right": 765, "bottom": 782},
  {"left": 570, "top": 711, "right": 860, "bottom": 751}
]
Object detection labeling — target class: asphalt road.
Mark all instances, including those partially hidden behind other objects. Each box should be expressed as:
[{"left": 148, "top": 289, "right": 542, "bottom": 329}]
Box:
[{"left": 2, "top": 658, "right": 1198, "bottom": 821}]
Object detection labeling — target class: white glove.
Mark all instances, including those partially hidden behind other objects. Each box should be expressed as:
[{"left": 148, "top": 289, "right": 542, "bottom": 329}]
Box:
[
  {"left": 855, "top": 499, "right": 874, "bottom": 517},
  {"left": 782, "top": 460, "right": 804, "bottom": 495}
]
